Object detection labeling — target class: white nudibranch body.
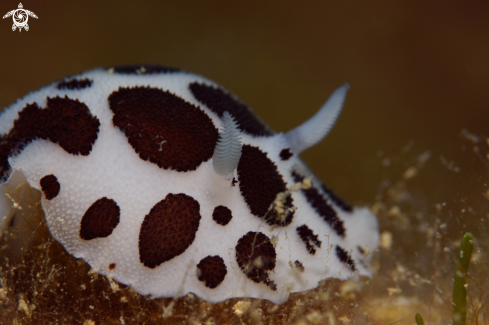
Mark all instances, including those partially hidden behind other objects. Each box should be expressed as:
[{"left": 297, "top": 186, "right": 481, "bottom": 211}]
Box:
[{"left": 0, "top": 65, "right": 379, "bottom": 304}]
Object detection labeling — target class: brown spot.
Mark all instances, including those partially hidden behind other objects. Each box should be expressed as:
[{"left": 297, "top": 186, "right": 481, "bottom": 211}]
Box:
[
  {"left": 189, "top": 82, "right": 273, "bottom": 136},
  {"left": 294, "top": 260, "right": 305, "bottom": 272},
  {"left": 108, "top": 87, "right": 219, "bottom": 172},
  {"left": 279, "top": 148, "right": 293, "bottom": 161},
  {"left": 336, "top": 245, "right": 356, "bottom": 271},
  {"left": 139, "top": 193, "right": 201, "bottom": 268},
  {"left": 296, "top": 224, "right": 322, "bottom": 255},
  {"left": 235, "top": 231, "right": 276, "bottom": 289},
  {"left": 0, "top": 96, "right": 100, "bottom": 179},
  {"left": 292, "top": 171, "right": 345, "bottom": 237},
  {"left": 358, "top": 246, "right": 366, "bottom": 254},
  {"left": 108, "top": 263, "right": 116, "bottom": 270},
  {"left": 57, "top": 78, "right": 93, "bottom": 90},
  {"left": 111, "top": 64, "right": 181, "bottom": 74},
  {"left": 237, "top": 145, "right": 294, "bottom": 226},
  {"left": 212, "top": 206, "right": 232, "bottom": 226},
  {"left": 40, "top": 174, "right": 60, "bottom": 200},
  {"left": 196, "top": 255, "right": 227, "bottom": 289},
  {"left": 80, "top": 198, "right": 121, "bottom": 240}
]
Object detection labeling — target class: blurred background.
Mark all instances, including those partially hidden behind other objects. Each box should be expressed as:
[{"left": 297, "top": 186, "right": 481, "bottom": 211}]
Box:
[
  {"left": 1, "top": 1, "right": 488, "bottom": 322},
  {"left": 1, "top": 1, "right": 488, "bottom": 205}
]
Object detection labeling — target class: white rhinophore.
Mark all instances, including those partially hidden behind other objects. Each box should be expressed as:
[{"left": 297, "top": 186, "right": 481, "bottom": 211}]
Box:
[
  {"left": 285, "top": 83, "right": 350, "bottom": 155},
  {"left": 212, "top": 111, "right": 242, "bottom": 180}
]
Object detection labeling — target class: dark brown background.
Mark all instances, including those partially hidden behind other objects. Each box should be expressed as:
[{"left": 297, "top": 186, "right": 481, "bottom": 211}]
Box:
[{"left": 0, "top": 1, "right": 488, "bottom": 240}]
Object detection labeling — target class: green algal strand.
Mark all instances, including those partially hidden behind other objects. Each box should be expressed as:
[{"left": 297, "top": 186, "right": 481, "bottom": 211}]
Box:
[
  {"left": 415, "top": 313, "right": 425, "bottom": 325},
  {"left": 452, "top": 232, "right": 474, "bottom": 325}
]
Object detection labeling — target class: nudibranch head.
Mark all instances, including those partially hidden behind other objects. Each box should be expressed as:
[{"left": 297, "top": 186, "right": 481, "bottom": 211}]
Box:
[{"left": 0, "top": 65, "right": 378, "bottom": 304}]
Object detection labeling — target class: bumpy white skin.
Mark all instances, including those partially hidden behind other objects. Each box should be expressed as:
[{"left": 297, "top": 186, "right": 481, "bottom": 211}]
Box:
[{"left": 0, "top": 69, "right": 379, "bottom": 304}]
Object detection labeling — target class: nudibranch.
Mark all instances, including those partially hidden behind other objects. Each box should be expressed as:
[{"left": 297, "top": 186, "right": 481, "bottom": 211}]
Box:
[{"left": 0, "top": 65, "right": 378, "bottom": 304}]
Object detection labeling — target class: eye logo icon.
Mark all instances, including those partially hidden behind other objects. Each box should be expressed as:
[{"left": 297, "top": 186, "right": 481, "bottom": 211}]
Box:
[{"left": 3, "top": 3, "right": 38, "bottom": 32}]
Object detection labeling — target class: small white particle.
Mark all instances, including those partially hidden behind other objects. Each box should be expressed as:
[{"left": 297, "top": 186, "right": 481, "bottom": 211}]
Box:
[
  {"left": 270, "top": 236, "right": 278, "bottom": 247},
  {"left": 306, "top": 310, "right": 322, "bottom": 324},
  {"left": 338, "top": 315, "right": 351, "bottom": 323},
  {"left": 387, "top": 287, "right": 402, "bottom": 295},
  {"left": 284, "top": 283, "right": 294, "bottom": 292},
  {"left": 18, "top": 298, "right": 31, "bottom": 318},
  {"left": 233, "top": 300, "right": 250, "bottom": 317},
  {"left": 162, "top": 301, "right": 174, "bottom": 319},
  {"left": 380, "top": 231, "right": 393, "bottom": 250},
  {"left": 403, "top": 166, "right": 418, "bottom": 179}
]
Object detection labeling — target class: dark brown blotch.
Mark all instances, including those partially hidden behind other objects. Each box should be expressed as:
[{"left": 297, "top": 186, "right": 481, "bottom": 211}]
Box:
[
  {"left": 40, "top": 174, "right": 60, "bottom": 200},
  {"left": 294, "top": 260, "right": 305, "bottom": 272},
  {"left": 57, "top": 78, "right": 93, "bottom": 90},
  {"left": 336, "top": 245, "right": 356, "bottom": 271},
  {"left": 108, "top": 87, "right": 218, "bottom": 172},
  {"left": 189, "top": 82, "right": 273, "bottom": 136},
  {"left": 139, "top": 193, "right": 201, "bottom": 268},
  {"left": 235, "top": 231, "right": 277, "bottom": 290},
  {"left": 196, "top": 255, "right": 227, "bottom": 289},
  {"left": 292, "top": 171, "right": 345, "bottom": 237},
  {"left": 0, "top": 96, "right": 100, "bottom": 179},
  {"left": 80, "top": 197, "right": 120, "bottom": 240},
  {"left": 238, "top": 145, "right": 295, "bottom": 226},
  {"left": 279, "top": 148, "right": 293, "bottom": 161},
  {"left": 296, "top": 224, "right": 322, "bottom": 255},
  {"left": 108, "top": 263, "right": 116, "bottom": 270},
  {"left": 212, "top": 206, "right": 233, "bottom": 226}
]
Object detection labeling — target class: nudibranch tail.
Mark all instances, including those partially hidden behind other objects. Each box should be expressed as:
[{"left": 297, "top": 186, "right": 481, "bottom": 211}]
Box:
[
  {"left": 285, "top": 83, "right": 349, "bottom": 155},
  {"left": 212, "top": 111, "right": 242, "bottom": 179}
]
